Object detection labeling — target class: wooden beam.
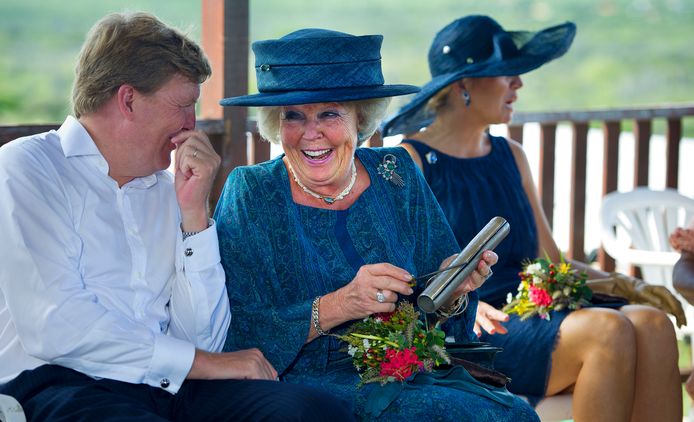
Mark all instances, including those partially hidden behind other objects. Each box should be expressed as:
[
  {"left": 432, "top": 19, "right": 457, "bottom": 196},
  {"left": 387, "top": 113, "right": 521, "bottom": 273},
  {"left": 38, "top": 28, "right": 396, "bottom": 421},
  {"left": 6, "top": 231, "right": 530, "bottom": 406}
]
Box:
[
  {"left": 0, "top": 124, "right": 59, "bottom": 145},
  {"left": 511, "top": 103, "right": 694, "bottom": 125}
]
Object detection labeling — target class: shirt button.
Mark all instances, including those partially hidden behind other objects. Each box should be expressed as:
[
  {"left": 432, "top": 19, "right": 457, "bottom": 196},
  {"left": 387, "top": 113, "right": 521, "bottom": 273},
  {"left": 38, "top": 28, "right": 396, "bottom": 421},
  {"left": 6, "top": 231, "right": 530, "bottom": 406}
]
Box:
[
  {"left": 184, "top": 248, "right": 193, "bottom": 257},
  {"left": 160, "top": 378, "right": 170, "bottom": 389}
]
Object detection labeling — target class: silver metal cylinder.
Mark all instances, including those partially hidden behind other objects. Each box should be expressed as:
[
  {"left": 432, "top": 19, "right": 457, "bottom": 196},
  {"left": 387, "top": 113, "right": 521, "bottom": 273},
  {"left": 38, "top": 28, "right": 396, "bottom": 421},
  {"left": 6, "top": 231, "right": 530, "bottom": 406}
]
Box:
[{"left": 417, "top": 216, "right": 510, "bottom": 313}]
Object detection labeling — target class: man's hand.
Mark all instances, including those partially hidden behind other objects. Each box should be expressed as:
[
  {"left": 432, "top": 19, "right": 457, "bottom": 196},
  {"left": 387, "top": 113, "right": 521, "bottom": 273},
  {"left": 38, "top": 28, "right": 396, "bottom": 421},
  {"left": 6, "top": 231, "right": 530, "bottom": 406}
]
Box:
[
  {"left": 188, "top": 348, "right": 278, "bottom": 381},
  {"left": 171, "top": 130, "right": 221, "bottom": 232}
]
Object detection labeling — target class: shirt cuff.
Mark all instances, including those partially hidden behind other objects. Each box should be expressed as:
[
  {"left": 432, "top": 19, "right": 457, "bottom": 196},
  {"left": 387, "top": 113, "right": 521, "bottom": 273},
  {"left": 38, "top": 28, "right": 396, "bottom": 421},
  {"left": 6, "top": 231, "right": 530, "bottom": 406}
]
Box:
[
  {"left": 181, "top": 219, "right": 221, "bottom": 272},
  {"left": 146, "top": 334, "right": 195, "bottom": 394}
]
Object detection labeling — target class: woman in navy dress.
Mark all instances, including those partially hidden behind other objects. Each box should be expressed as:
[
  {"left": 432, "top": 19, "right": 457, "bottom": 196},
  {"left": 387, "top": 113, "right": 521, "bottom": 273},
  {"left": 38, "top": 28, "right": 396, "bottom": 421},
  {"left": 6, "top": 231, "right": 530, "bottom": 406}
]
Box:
[
  {"left": 214, "top": 28, "right": 539, "bottom": 421},
  {"left": 382, "top": 15, "right": 681, "bottom": 422}
]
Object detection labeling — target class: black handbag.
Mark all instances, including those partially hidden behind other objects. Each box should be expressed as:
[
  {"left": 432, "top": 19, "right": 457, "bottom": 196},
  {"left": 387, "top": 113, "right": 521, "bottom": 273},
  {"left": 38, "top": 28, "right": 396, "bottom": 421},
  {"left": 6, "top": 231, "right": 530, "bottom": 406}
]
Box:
[
  {"left": 440, "top": 342, "right": 510, "bottom": 388},
  {"left": 444, "top": 341, "right": 502, "bottom": 369}
]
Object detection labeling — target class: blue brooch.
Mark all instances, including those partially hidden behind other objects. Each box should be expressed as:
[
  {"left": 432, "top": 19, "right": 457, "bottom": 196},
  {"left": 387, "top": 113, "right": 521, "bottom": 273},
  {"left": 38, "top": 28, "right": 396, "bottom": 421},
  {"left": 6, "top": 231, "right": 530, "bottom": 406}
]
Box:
[
  {"left": 425, "top": 151, "right": 438, "bottom": 164},
  {"left": 377, "top": 154, "right": 404, "bottom": 188}
]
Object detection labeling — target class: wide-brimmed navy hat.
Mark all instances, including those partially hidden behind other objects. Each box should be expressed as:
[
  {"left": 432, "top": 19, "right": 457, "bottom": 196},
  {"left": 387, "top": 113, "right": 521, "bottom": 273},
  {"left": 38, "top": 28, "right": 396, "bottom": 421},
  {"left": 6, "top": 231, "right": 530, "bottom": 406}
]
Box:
[
  {"left": 381, "top": 15, "right": 576, "bottom": 137},
  {"left": 220, "top": 28, "right": 419, "bottom": 106}
]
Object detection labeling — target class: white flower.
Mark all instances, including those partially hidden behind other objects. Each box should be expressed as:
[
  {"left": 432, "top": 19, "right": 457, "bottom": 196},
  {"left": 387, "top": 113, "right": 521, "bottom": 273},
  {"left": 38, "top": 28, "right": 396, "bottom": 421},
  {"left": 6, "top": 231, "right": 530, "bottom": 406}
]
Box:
[
  {"left": 363, "top": 339, "right": 371, "bottom": 349},
  {"left": 533, "top": 276, "right": 543, "bottom": 285},
  {"left": 347, "top": 345, "right": 357, "bottom": 357},
  {"left": 526, "top": 263, "right": 542, "bottom": 276},
  {"left": 506, "top": 292, "right": 513, "bottom": 304},
  {"left": 374, "top": 317, "right": 383, "bottom": 324}
]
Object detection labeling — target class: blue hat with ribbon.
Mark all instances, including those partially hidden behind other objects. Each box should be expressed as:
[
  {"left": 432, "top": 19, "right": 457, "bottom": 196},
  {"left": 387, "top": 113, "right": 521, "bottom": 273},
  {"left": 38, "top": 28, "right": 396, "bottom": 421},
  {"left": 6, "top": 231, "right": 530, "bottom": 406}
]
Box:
[
  {"left": 220, "top": 28, "right": 419, "bottom": 106},
  {"left": 381, "top": 15, "right": 576, "bottom": 137}
]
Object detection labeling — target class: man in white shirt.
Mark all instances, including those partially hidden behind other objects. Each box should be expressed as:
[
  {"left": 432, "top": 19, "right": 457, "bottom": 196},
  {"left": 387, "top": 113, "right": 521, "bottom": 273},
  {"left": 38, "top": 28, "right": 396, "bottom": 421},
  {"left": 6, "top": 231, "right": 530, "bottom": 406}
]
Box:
[{"left": 0, "top": 12, "right": 353, "bottom": 421}]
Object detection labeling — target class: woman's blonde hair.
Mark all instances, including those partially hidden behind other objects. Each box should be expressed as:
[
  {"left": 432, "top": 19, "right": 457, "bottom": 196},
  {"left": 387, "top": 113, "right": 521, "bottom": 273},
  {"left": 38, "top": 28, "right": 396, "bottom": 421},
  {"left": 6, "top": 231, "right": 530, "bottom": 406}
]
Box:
[
  {"left": 425, "top": 84, "right": 455, "bottom": 115},
  {"left": 72, "top": 12, "right": 211, "bottom": 118},
  {"left": 257, "top": 97, "right": 391, "bottom": 146}
]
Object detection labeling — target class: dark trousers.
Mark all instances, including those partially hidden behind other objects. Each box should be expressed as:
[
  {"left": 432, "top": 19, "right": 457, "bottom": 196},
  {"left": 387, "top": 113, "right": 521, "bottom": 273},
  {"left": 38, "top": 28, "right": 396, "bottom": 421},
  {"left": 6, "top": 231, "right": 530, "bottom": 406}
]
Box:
[{"left": 0, "top": 365, "right": 354, "bottom": 421}]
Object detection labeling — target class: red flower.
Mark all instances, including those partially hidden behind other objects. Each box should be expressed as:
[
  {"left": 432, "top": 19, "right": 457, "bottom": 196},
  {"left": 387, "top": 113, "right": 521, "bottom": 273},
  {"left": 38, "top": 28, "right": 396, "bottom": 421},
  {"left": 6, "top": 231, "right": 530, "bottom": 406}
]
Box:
[
  {"left": 529, "top": 286, "right": 553, "bottom": 307},
  {"left": 379, "top": 347, "right": 424, "bottom": 381},
  {"left": 374, "top": 311, "right": 395, "bottom": 322}
]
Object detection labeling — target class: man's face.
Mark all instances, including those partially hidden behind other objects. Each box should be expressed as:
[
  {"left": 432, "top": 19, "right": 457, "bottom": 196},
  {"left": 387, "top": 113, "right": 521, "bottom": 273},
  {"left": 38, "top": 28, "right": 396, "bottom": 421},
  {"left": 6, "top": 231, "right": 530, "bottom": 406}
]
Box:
[{"left": 129, "top": 73, "right": 200, "bottom": 176}]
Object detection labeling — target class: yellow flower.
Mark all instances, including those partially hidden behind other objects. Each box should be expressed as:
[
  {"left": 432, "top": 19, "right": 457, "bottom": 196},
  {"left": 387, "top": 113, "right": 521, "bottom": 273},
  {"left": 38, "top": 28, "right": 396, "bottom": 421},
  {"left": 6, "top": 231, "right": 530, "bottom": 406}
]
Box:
[{"left": 558, "top": 262, "right": 571, "bottom": 274}]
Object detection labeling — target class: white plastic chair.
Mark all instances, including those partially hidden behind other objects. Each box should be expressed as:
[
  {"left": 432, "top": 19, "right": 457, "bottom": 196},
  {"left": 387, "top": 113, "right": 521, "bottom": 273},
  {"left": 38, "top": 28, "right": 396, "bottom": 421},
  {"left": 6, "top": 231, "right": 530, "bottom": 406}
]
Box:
[
  {"left": 600, "top": 187, "right": 694, "bottom": 335},
  {"left": 600, "top": 188, "right": 694, "bottom": 420},
  {"left": 533, "top": 393, "right": 573, "bottom": 421},
  {"left": 600, "top": 187, "right": 694, "bottom": 289},
  {"left": 0, "top": 394, "right": 25, "bottom": 422}
]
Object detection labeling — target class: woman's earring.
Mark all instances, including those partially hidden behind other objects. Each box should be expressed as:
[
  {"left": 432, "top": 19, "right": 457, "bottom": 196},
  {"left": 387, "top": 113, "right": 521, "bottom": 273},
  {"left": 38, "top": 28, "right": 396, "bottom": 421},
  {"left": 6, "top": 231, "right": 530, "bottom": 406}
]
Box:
[{"left": 462, "top": 90, "right": 471, "bottom": 107}]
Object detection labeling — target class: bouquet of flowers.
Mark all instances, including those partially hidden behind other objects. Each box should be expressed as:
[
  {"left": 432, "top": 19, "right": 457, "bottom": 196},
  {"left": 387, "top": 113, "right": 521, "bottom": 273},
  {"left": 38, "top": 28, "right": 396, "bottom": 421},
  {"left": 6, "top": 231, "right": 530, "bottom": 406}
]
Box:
[
  {"left": 334, "top": 302, "right": 450, "bottom": 385},
  {"left": 503, "top": 256, "right": 591, "bottom": 321}
]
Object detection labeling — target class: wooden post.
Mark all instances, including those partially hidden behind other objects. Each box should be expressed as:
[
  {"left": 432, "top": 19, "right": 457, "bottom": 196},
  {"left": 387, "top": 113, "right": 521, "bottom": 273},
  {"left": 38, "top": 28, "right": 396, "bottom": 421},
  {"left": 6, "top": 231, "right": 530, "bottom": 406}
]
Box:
[
  {"left": 598, "top": 121, "right": 620, "bottom": 272},
  {"left": 633, "top": 119, "right": 651, "bottom": 187},
  {"left": 568, "top": 122, "right": 588, "bottom": 262},
  {"left": 508, "top": 124, "right": 524, "bottom": 145},
  {"left": 666, "top": 118, "right": 681, "bottom": 189},
  {"left": 201, "top": 0, "right": 249, "bottom": 207},
  {"left": 538, "top": 123, "right": 557, "bottom": 228}
]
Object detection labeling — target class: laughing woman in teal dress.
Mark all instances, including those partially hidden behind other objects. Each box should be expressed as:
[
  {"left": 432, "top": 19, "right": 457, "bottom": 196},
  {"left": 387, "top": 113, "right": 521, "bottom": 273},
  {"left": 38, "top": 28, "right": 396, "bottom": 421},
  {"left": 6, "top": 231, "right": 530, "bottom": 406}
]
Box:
[{"left": 214, "top": 28, "right": 538, "bottom": 421}]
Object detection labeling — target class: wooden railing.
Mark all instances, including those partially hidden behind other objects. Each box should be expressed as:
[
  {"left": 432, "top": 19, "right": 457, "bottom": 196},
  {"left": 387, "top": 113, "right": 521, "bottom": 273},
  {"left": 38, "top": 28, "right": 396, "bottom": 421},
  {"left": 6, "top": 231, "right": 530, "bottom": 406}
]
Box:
[
  {"left": 505, "top": 104, "right": 694, "bottom": 271},
  {"left": 2, "top": 103, "right": 693, "bottom": 271}
]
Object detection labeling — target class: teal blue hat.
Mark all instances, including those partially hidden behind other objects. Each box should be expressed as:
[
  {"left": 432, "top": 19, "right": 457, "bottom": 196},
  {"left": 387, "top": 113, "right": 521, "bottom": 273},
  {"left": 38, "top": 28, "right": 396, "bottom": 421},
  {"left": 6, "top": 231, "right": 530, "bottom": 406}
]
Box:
[{"left": 220, "top": 28, "right": 419, "bottom": 107}]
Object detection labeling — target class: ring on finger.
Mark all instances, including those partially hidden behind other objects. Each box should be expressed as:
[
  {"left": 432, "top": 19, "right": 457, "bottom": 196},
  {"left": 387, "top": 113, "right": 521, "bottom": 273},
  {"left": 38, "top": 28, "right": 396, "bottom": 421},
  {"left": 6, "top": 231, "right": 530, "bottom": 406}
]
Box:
[{"left": 376, "top": 290, "right": 386, "bottom": 303}]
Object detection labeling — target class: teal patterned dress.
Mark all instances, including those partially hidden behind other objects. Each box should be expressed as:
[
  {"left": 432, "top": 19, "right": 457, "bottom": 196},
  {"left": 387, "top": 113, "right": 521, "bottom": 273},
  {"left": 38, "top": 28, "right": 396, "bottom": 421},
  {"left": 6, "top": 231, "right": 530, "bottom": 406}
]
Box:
[{"left": 215, "top": 147, "right": 538, "bottom": 421}]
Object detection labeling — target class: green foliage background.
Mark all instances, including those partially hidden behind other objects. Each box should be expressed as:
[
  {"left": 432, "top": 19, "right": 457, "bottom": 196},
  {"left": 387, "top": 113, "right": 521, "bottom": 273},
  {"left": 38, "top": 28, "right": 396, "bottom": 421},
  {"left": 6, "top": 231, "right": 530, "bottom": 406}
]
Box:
[{"left": 1, "top": 0, "right": 693, "bottom": 129}]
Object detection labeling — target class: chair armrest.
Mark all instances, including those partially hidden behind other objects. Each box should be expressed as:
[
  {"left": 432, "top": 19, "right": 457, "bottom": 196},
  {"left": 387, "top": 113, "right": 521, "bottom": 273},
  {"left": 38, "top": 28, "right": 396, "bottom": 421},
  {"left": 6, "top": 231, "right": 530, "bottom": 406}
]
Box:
[
  {"left": 601, "top": 242, "right": 680, "bottom": 267},
  {"left": 0, "top": 393, "right": 26, "bottom": 422}
]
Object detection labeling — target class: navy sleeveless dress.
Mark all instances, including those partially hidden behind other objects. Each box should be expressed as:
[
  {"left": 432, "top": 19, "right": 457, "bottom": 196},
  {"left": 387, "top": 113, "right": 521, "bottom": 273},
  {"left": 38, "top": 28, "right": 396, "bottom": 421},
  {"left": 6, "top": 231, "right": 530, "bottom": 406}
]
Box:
[{"left": 402, "top": 136, "right": 570, "bottom": 406}]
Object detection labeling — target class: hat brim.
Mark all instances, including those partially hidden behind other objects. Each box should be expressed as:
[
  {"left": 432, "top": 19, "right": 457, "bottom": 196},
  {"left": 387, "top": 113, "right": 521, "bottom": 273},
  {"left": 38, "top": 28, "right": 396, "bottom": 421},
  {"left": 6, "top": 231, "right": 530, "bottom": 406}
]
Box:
[
  {"left": 220, "top": 84, "right": 419, "bottom": 107},
  {"left": 381, "top": 22, "right": 575, "bottom": 137}
]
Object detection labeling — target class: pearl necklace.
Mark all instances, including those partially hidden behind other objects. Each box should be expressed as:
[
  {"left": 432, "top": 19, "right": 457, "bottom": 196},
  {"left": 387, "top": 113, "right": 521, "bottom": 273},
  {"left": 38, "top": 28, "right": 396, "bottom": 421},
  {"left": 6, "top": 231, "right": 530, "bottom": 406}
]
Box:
[{"left": 287, "top": 160, "right": 357, "bottom": 205}]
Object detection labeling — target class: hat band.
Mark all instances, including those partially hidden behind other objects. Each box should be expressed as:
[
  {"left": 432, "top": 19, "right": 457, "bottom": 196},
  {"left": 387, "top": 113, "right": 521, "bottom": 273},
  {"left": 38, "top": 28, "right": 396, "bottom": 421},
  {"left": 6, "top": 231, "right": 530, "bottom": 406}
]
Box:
[{"left": 256, "top": 59, "right": 385, "bottom": 92}]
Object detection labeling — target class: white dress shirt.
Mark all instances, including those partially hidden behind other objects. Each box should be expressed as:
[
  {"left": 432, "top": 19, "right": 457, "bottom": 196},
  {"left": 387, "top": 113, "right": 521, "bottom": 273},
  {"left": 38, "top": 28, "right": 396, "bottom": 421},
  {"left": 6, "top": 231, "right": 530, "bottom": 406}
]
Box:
[{"left": 0, "top": 116, "right": 230, "bottom": 394}]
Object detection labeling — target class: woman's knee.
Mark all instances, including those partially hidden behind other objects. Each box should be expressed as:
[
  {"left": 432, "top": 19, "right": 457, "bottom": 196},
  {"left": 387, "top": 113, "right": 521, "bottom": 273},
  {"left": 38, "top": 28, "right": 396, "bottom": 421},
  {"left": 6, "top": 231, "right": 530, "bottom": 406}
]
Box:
[
  {"left": 559, "top": 309, "right": 637, "bottom": 364},
  {"left": 623, "top": 305, "right": 679, "bottom": 360},
  {"left": 622, "top": 305, "right": 676, "bottom": 338}
]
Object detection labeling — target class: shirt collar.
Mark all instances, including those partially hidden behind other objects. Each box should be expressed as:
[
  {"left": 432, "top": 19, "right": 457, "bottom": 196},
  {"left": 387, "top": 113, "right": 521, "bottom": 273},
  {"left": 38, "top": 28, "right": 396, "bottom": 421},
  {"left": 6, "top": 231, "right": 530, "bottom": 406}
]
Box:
[
  {"left": 58, "top": 115, "right": 103, "bottom": 159},
  {"left": 57, "top": 115, "right": 159, "bottom": 188}
]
